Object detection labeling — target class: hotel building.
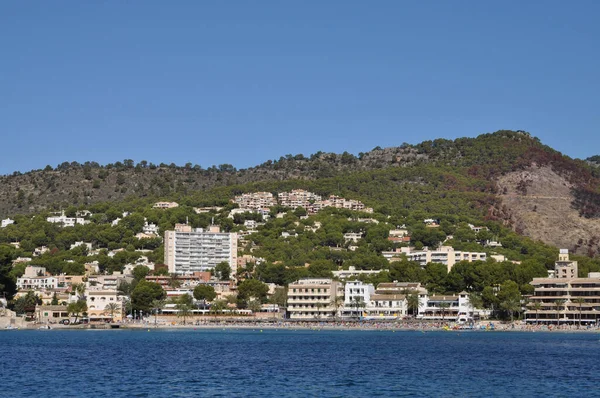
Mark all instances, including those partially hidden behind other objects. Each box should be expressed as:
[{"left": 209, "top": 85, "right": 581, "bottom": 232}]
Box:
[
  {"left": 526, "top": 249, "right": 600, "bottom": 325},
  {"left": 164, "top": 224, "right": 238, "bottom": 276}
]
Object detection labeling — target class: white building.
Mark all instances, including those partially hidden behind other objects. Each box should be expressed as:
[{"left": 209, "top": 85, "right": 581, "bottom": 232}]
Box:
[
  {"left": 70, "top": 241, "right": 93, "bottom": 251},
  {"left": 332, "top": 266, "right": 382, "bottom": 280},
  {"left": 143, "top": 221, "right": 159, "bottom": 235},
  {"left": 164, "top": 224, "right": 238, "bottom": 276},
  {"left": 343, "top": 232, "right": 363, "bottom": 243},
  {"left": 1, "top": 218, "right": 14, "bottom": 228},
  {"left": 17, "top": 275, "right": 58, "bottom": 290},
  {"left": 386, "top": 246, "right": 487, "bottom": 272},
  {"left": 47, "top": 211, "right": 89, "bottom": 227},
  {"left": 153, "top": 202, "right": 179, "bottom": 209},
  {"left": 341, "top": 281, "right": 375, "bottom": 318}
]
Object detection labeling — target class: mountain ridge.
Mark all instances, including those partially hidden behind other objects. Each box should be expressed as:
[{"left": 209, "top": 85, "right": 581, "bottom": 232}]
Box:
[{"left": 1, "top": 130, "right": 599, "bottom": 255}]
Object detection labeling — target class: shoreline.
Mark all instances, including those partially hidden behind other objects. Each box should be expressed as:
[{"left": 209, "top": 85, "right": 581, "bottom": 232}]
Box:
[{"left": 11, "top": 319, "right": 600, "bottom": 333}]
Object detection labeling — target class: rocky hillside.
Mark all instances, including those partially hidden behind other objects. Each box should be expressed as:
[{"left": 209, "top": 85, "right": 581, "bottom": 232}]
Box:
[
  {"left": 1, "top": 130, "right": 599, "bottom": 255},
  {"left": 497, "top": 166, "right": 600, "bottom": 256}
]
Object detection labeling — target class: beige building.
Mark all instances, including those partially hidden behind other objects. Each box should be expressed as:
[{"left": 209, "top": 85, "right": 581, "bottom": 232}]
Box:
[
  {"left": 384, "top": 246, "right": 487, "bottom": 272},
  {"left": 86, "top": 291, "right": 125, "bottom": 321},
  {"left": 287, "top": 278, "right": 342, "bottom": 319},
  {"left": 36, "top": 305, "right": 70, "bottom": 324},
  {"left": 164, "top": 224, "right": 238, "bottom": 276},
  {"left": 526, "top": 249, "right": 600, "bottom": 325}
]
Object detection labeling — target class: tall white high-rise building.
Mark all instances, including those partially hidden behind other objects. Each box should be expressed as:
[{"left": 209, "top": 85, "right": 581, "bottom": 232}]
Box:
[{"left": 164, "top": 224, "right": 237, "bottom": 275}]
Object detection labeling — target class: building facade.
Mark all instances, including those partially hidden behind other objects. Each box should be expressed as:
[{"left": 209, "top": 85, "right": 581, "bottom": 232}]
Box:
[
  {"left": 287, "top": 278, "right": 342, "bottom": 319},
  {"left": 164, "top": 224, "right": 238, "bottom": 275},
  {"left": 526, "top": 249, "right": 600, "bottom": 325}
]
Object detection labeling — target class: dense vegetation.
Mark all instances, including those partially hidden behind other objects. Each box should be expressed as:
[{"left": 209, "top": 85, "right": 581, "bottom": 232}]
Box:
[{"left": 2, "top": 130, "right": 600, "bottom": 321}]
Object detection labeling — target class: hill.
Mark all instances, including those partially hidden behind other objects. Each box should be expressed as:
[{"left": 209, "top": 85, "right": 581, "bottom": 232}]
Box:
[{"left": 1, "top": 130, "right": 599, "bottom": 255}]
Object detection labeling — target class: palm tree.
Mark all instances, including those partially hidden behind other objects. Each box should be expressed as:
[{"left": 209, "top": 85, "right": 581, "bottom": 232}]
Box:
[
  {"left": 438, "top": 302, "right": 451, "bottom": 322},
  {"left": 407, "top": 293, "right": 421, "bottom": 318},
  {"left": 151, "top": 299, "right": 165, "bottom": 327},
  {"left": 71, "top": 283, "right": 86, "bottom": 300},
  {"left": 352, "top": 296, "right": 365, "bottom": 320},
  {"left": 315, "top": 301, "right": 323, "bottom": 320},
  {"left": 531, "top": 301, "right": 543, "bottom": 325},
  {"left": 331, "top": 296, "right": 344, "bottom": 321},
  {"left": 104, "top": 303, "right": 120, "bottom": 322},
  {"left": 468, "top": 293, "right": 483, "bottom": 322},
  {"left": 501, "top": 298, "right": 521, "bottom": 323},
  {"left": 554, "top": 299, "right": 566, "bottom": 327},
  {"left": 176, "top": 303, "right": 192, "bottom": 325},
  {"left": 573, "top": 297, "right": 586, "bottom": 329}
]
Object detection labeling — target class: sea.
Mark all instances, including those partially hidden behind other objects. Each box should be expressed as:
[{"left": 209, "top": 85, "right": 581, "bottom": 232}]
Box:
[{"left": 1, "top": 329, "right": 599, "bottom": 397}]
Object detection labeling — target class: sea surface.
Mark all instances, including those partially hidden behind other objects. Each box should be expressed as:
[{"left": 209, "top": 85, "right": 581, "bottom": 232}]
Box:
[{"left": 1, "top": 329, "right": 599, "bottom": 397}]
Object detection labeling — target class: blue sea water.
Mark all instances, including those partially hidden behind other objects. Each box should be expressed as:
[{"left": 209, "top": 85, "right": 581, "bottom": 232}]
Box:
[{"left": 1, "top": 329, "right": 599, "bottom": 397}]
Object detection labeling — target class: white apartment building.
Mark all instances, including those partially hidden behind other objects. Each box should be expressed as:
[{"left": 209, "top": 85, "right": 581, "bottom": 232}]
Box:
[
  {"left": 287, "top": 278, "right": 342, "bottom": 319},
  {"left": 47, "top": 211, "right": 90, "bottom": 227},
  {"left": 164, "top": 224, "right": 238, "bottom": 275},
  {"left": 143, "top": 221, "right": 159, "bottom": 235},
  {"left": 418, "top": 292, "right": 474, "bottom": 323},
  {"left": 17, "top": 276, "right": 58, "bottom": 290},
  {"left": 343, "top": 232, "right": 363, "bottom": 243},
  {"left": 387, "top": 246, "right": 487, "bottom": 272},
  {"left": 342, "top": 281, "right": 375, "bottom": 317},
  {"left": 332, "top": 266, "right": 382, "bottom": 280}
]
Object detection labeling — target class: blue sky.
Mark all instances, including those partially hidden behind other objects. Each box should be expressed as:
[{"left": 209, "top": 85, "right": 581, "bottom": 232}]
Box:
[{"left": 1, "top": 1, "right": 599, "bottom": 175}]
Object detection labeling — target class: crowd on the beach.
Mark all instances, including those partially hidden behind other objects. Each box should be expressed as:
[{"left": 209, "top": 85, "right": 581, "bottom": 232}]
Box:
[{"left": 117, "top": 318, "right": 600, "bottom": 333}]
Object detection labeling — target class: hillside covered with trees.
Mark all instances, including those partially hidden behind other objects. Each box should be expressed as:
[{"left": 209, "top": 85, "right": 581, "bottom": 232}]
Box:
[{"left": 1, "top": 130, "right": 600, "bottom": 316}]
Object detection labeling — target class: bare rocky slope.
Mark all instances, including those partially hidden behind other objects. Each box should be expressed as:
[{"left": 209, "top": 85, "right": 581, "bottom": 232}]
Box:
[{"left": 497, "top": 166, "right": 600, "bottom": 256}]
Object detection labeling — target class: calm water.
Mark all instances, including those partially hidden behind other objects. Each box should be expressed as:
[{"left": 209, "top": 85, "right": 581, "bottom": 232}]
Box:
[{"left": 1, "top": 329, "right": 599, "bottom": 397}]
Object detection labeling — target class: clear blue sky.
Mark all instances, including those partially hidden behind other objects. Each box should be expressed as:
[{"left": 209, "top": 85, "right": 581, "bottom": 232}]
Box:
[{"left": 2, "top": 1, "right": 599, "bottom": 175}]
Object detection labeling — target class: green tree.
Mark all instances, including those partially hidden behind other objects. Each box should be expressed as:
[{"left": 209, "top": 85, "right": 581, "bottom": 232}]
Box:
[
  {"left": 12, "top": 291, "right": 41, "bottom": 315},
  {"left": 151, "top": 299, "right": 165, "bottom": 326},
  {"left": 554, "top": 299, "right": 566, "bottom": 326},
  {"left": 132, "top": 265, "right": 150, "bottom": 282},
  {"left": 193, "top": 285, "right": 217, "bottom": 303},
  {"left": 214, "top": 261, "right": 231, "bottom": 281},
  {"left": 237, "top": 279, "right": 269, "bottom": 305},
  {"left": 177, "top": 293, "right": 194, "bottom": 306},
  {"left": 176, "top": 303, "right": 192, "bottom": 325},
  {"left": 438, "top": 302, "right": 451, "bottom": 321},
  {"left": 248, "top": 299, "right": 262, "bottom": 313},
  {"left": 531, "top": 301, "right": 543, "bottom": 325},
  {"left": 210, "top": 299, "right": 227, "bottom": 315},
  {"left": 573, "top": 297, "right": 585, "bottom": 329},
  {"left": 131, "top": 280, "right": 166, "bottom": 313},
  {"left": 104, "top": 302, "right": 120, "bottom": 322},
  {"left": 270, "top": 287, "right": 288, "bottom": 308},
  {"left": 352, "top": 296, "right": 365, "bottom": 319},
  {"left": 406, "top": 293, "right": 421, "bottom": 318},
  {"left": 497, "top": 280, "right": 522, "bottom": 322},
  {"left": 67, "top": 300, "right": 88, "bottom": 323}
]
